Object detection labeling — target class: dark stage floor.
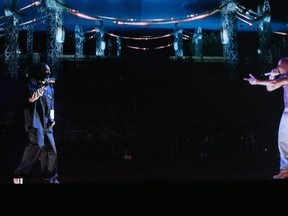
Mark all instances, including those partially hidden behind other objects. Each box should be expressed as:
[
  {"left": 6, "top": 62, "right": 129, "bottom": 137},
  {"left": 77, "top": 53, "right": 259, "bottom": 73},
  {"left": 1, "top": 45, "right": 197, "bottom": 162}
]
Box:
[
  {"left": 1, "top": 157, "right": 287, "bottom": 215},
  {"left": 0, "top": 155, "right": 281, "bottom": 184}
]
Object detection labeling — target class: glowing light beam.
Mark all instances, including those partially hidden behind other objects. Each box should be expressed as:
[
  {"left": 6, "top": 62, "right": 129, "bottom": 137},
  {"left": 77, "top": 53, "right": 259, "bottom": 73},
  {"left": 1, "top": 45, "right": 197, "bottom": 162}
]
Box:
[{"left": 19, "top": 0, "right": 42, "bottom": 11}]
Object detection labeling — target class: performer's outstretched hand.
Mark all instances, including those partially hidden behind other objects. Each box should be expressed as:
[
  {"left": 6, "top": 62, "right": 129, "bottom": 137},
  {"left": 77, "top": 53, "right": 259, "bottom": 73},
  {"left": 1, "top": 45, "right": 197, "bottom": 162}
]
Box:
[{"left": 243, "top": 74, "right": 257, "bottom": 85}]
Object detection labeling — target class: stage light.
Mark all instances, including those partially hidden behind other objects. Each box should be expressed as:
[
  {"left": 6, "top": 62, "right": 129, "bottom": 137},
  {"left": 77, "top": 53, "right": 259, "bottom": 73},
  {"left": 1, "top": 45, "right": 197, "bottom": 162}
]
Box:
[
  {"left": 173, "top": 42, "right": 178, "bottom": 50},
  {"left": 220, "top": 28, "right": 229, "bottom": 44},
  {"left": 101, "top": 41, "right": 106, "bottom": 50},
  {"left": 4, "top": 9, "right": 13, "bottom": 17},
  {"left": 56, "top": 26, "right": 65, "bottom": 43}
]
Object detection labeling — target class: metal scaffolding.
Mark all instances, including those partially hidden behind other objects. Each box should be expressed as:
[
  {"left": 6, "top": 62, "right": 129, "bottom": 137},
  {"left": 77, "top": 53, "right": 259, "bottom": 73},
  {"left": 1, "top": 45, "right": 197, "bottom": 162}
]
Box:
[
  {"left": 44, "top": 0, "right": 64, "bottom": 76},
  {"left": 221, "top": 0, "right": 238, "bottom": 79},
  {"left": 95, "top": 21, "right": 105, "bottom": 56},
  {"left": 74, "top": 24, "right": 84, "bottom": 57},
  {"left": 3, "top": 0, "right": 20, "bottom": 80},
  {"left": 26, "top": 25, "right": 34, "bottom": 65},
  {"left": 1, "top": 0, "right": 277, "bottom": 76},
  {"left": 174, "top": 23, "right": 183, "bottom": 58},
  {"left": 116, "top": 36, "right": 121, "bottom": 57},
  {"left": 193, "top": 27, "right": 203, "bottom": 58},
  {"left": 257, "top": 0, "right": 272, "bottom": 70}
]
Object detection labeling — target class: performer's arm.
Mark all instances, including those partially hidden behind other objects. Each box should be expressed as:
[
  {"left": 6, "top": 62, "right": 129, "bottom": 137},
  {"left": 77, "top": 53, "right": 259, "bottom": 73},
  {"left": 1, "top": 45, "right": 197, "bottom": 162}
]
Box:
[
  {"left": 28, "top": 85, "right": 45, "bottom": 102},
  {"left": 243, "top": 74, "right": 288, "bottom": 92}
]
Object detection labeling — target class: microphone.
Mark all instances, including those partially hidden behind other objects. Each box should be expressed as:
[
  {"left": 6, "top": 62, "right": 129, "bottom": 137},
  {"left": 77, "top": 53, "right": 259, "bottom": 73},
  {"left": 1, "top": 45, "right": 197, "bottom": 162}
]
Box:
[
  {"left": 262, "top": 69, "right": 279, "bottom": 77},
  {"left": 45, "top": 77, "right": 56, "bottom": 84},
  {"left": 43, "top": 77, "right": 56, "bottom": 87},
  {"left": 263, "top": 72, "right": 274, "bottom": 76}
]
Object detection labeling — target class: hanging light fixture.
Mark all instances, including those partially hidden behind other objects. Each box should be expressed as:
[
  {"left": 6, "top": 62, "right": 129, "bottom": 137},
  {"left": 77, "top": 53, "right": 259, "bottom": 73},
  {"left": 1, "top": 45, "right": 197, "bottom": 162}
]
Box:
[
  {"left": 220, "top": 27, "right": 229, "bottom": 44},
  {"left": 56, "top": 26, "right": 65, "bottom": 43}
]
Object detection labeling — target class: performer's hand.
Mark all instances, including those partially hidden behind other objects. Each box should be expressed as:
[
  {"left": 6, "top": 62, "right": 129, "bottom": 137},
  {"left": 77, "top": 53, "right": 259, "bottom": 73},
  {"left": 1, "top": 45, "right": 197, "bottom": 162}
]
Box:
[
  {"left": 51, "top": 121, "right": 55, "bottom": 127},
  {"left": 243, "top": 74, "right": 257, "bottom": 85},
  {"left": 268, "top": 69, "right": 280, "bottom": 80},
  {"left": 270, "top": 68, "right": 280, "bottom": 77},
  {"left": 47, "top": 120, "right": 55, "bottom": 128}
]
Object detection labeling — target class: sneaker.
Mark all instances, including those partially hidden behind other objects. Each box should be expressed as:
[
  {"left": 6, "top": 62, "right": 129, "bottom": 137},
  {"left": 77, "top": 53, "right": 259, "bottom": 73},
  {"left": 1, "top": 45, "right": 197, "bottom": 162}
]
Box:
[
  {"left": 51, "top": 179, "right": 60, "bottom": 184},
  {"left": 273, "top": 169, "right": 288, "bottom": 179},
  {"left": 44, "top": 178, "right": 60, "bottom": 184},
  {"left": 13, "top": 178, "right": 24, "bottom": 184}
]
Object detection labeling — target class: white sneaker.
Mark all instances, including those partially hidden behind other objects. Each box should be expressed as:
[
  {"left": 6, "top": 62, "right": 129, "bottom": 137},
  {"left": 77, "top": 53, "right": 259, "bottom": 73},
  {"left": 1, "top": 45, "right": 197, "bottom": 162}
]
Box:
[{"left": 13, "top": 178, "right": 24, "bottom": 184}]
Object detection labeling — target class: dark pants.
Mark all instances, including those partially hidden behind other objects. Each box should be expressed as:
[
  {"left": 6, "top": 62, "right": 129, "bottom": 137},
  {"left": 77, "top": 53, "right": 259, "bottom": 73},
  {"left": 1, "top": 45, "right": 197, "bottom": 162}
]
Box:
[{"left": 15, "top": 128, "right": 58, "bottom": 180}]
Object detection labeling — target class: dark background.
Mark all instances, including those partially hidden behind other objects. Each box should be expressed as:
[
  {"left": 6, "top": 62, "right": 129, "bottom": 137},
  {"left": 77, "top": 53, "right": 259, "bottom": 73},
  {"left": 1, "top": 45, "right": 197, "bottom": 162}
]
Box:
[
  {"left": 0, "top": 56, "right": 283, "bottom": 169},
  {"left": 0, "top": 56, "right": 286, "bottom": 215}
]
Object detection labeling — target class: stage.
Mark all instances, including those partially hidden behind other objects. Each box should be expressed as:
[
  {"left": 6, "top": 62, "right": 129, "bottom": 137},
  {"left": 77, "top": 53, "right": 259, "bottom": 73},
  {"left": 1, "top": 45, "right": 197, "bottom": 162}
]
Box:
[
  {"left": 0, "top": 157, "right": 279, "bottom": 184},
  {"left": 0, "top": 158, "right": 287, "bottom": 215},
  {"left": 1, "top": 58, "right": 287, "bottom": 214}
]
